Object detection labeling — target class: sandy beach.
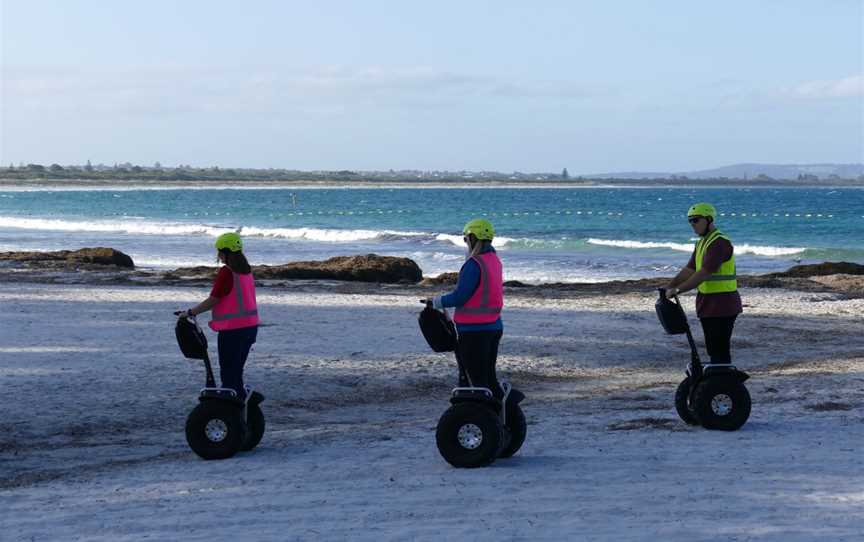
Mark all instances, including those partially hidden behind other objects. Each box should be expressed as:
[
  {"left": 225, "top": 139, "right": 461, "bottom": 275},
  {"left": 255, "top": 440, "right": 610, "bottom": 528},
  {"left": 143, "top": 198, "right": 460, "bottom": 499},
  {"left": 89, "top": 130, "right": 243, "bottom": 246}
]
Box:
[
  {"left": 1, "top": 279, "right": 862, "bottom": 541},
  {"left": 4, "top": 0, "right": 863, "bottom": 538}
]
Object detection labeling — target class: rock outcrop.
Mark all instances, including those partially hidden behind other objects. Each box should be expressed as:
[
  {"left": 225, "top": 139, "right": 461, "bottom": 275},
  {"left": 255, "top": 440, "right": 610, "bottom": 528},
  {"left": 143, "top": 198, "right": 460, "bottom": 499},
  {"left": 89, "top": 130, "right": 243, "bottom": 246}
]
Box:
[
  {"left": 766, "top": 261, "right": 864, "bottom": 278},
  {"left": 1, "top": 248, "right": 862, "bottom": 296},
  {"left": 0, "top": 247, "right": 134, "bottom": 268},
  {"left": 167, "top": 254, "right": 423, "bottom": 284},
  {"left": 419, "top": 272, "right": 459, "bottom": 286}
]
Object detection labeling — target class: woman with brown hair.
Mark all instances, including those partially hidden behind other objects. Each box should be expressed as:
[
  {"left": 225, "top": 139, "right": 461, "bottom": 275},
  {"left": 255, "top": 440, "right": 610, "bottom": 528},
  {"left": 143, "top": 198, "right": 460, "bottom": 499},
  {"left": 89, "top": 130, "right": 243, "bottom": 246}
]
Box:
[{"left": 178, "top": 232, "right": 259, "bottom": 400}]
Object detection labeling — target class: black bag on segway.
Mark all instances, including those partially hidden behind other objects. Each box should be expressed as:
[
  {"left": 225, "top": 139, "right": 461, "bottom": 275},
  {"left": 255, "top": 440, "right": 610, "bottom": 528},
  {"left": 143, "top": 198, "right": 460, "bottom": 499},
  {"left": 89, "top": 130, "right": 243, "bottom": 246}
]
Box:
[
  {"left": 418, "top": 306, "right": 457, "bottom": 352},
  {"left": 655, "top": 290, "right": 688, "bottom": 335},
  {"left": 175, "top": 317, "right": 209, "bottom": 360}
]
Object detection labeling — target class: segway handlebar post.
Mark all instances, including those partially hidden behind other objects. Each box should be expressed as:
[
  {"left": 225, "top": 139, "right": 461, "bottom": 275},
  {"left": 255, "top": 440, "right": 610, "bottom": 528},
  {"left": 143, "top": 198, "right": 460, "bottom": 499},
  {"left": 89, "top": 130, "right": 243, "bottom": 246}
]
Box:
[
  {"left": 202, "top": 352, "right": 217, "bottom": 388},
  {"left": 672, "top": 295, "right": 701, "bottom": 365},
  {"left": 175, "top": 311, "right": 218, "bottom": 388},
  {"left": 658, "top": 289, "right": 701, "bottom": 365}
]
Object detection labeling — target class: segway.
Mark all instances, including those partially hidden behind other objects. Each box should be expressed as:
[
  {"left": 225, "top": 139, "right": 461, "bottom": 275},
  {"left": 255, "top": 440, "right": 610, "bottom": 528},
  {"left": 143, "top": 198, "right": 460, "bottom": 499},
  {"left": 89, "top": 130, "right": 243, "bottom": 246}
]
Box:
[
  {"left": 655, "top": 289, "right": 751, "bottom": 431},
  {"left": 418, "top": 301, "right": 527, "bottom": 468},
  {"left": 174, "top": 313, "right": 265, "bottom": 459}
]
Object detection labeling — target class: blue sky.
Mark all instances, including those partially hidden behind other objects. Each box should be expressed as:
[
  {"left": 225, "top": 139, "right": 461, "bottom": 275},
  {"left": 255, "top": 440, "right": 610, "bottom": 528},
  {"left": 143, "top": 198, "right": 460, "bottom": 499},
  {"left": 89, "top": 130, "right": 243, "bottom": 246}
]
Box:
[{"left": 1, "top": 0, "right": 862, "bottom": 172}]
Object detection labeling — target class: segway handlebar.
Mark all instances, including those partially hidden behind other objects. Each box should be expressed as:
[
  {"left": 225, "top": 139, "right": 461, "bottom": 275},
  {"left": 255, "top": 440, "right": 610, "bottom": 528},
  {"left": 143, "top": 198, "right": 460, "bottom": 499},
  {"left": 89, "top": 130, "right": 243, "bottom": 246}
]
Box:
[
  {"left": 173, "top": 310, "right": 199, "bottom": 323},
  {"left": 658, "top": 288, "right": 681, "bottom": 304}
]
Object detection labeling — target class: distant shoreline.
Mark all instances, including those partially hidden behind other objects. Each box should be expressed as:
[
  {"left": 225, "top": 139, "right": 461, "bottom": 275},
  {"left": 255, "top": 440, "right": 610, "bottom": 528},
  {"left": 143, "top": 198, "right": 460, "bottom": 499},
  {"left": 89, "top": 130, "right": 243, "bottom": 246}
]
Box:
[{"left": 2, "top": 177, "right": 863, "bottom": 190}]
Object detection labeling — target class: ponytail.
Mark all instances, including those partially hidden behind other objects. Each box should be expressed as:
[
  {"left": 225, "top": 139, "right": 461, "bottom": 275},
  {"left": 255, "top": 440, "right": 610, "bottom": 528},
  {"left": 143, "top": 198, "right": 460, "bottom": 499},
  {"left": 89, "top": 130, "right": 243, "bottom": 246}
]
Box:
[
  {"left": 466, "top": 236, "right": 492, "bottom": 258},
  {"left": 220, "top": 249, "right": 252, "bottom": 274}
]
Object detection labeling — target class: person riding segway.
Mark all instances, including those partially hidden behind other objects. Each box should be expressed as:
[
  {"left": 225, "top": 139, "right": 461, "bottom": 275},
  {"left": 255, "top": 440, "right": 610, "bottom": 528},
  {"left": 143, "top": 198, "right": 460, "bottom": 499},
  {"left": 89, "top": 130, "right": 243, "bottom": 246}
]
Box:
[
  {"left": 663, "top": 203, "right": 750, "bottom": 430},
  {"left": 175, "top": 232, "right": 265, "bottom": 458},
  {"left": 422, "top": 219, "right": 526, "bottom": 468}
]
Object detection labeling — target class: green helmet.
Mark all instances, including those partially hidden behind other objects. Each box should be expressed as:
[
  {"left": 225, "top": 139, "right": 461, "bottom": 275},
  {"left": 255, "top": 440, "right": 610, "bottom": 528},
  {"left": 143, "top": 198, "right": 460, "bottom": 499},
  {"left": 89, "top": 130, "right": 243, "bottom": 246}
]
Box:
[
  {"left": 463, "top": 218, "right": 495, "bottom": 241},
  {"left": 215, "top": 232, "right": 243, "bottom": 252},
  {"left": 687, "top": 203, "right": 716, "bottom": 220}
]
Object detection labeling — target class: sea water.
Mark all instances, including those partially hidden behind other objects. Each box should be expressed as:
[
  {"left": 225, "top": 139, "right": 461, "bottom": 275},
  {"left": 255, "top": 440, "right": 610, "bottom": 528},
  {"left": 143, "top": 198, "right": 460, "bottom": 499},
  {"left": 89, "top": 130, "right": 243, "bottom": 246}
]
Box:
[{"left": 1, "top": 185, "right": 861, "bottom": 283}]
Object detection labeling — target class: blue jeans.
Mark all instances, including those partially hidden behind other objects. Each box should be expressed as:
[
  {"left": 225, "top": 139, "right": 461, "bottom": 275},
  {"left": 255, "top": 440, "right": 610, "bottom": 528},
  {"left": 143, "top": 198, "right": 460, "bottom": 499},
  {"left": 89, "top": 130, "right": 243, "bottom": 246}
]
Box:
[{"left": 217, "top": 326, "right": 258, "bottom": 398}]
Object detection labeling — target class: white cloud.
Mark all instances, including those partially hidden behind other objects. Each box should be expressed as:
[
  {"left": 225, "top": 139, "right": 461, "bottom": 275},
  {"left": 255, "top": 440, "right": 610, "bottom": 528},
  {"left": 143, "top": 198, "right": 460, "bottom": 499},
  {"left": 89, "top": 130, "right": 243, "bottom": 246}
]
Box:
[
  {"left": 786, "top": 74, "right": 864, "bottom": 99},
  {"left": 0, "top": 65, "right": 600, "bottom": 116}
]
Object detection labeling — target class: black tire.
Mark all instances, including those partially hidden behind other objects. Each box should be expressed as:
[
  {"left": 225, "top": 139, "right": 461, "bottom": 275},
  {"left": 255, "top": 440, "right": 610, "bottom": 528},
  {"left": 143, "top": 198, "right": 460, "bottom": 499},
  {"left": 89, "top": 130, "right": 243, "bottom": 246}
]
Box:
[
  {"left": 674, "top": 377, "right": 701, "bottom": 426},
  {"left": 436, "top": 403, "right": 503, "bottom": 468},
  {"left": 498, "top": 404, "right": 527, "bottom": 458},
  {"left": 240, "top": 403, "right": 265, "bottom": 452},
  {"left": 185, "top": 402, "right": 244, "bottom": 460},
  {"left": 692, "top": 378, "right": 751, "bottom": 431}
]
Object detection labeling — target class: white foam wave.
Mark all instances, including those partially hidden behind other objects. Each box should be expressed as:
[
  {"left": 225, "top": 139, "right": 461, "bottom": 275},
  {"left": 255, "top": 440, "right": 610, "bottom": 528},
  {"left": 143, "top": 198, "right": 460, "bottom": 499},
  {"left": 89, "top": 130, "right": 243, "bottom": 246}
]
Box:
[
  {"left": 735, "top": 244, "right": 806, "bottom": 257},
  {"left": 0, "top": 216, "right": 234, "bottom": 237},
  {"left": 587, "top": 238, "right": 806, "bottom": 257},
  {"left": 435, "top": 233, "right": 515, "bottom": 247},
  {"left": 0, "top": 216, "right": 432, "bottom": 244},
  {"left": 435, "top": 234, "right": 464, "bottom": 246},
  {"left": 240, "top": 226, "right": 425, "bottom": 242},
  {"left": 409, "top": 251, "right": 463, "bottom": 263},
  {"left": 587, "top": 238, "right": 694, "bottom": 252}
]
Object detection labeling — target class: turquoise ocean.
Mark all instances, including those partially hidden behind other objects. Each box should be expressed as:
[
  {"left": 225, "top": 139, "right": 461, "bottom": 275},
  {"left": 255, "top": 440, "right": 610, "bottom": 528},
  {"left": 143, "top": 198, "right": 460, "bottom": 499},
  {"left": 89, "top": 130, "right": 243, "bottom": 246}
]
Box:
[{"left": 1, "top": 185, "right": 861, "bottom": 283}]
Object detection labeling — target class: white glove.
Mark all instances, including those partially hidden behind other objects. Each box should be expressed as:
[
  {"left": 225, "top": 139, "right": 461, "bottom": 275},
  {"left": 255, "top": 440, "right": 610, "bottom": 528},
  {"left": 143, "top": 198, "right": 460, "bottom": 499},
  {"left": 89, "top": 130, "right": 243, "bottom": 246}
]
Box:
[{"left": 432, "top": 296, "right": 444, "bottom": 310}]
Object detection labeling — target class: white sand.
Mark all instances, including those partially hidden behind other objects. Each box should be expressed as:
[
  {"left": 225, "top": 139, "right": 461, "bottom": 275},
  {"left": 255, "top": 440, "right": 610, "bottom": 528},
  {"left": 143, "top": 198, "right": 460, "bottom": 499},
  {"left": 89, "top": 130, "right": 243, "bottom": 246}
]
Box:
[{"left": 1, "top": 283, "right": 862, "bottom": 541}]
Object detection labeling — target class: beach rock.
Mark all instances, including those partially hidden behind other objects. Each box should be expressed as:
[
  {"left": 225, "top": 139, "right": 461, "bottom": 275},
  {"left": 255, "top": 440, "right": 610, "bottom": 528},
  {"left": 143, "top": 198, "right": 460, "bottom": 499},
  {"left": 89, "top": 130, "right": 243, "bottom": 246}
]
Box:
[
  {"left": 768, "top": 261, "right": 864, "bottom": 278},
  {"left": 167, "top": 254, "right": 423, "bottom": 283},
  {"left": 420, "top": 272, "right": 459, "bottom": 286},
  {"left": 533, "top": 277, "right": 670, "bottom": 294},
  {"left": 0, "top": 247, "right": 134, "bottom": 268},
  {"left": 810, "top": 274, "right": 864, "bottom": 294},
  {"left": 256, "top": 254, "right": 422, "bottom": 283},
  {"left": 162, "top": 266, "right": 218, "bottom": 280}
]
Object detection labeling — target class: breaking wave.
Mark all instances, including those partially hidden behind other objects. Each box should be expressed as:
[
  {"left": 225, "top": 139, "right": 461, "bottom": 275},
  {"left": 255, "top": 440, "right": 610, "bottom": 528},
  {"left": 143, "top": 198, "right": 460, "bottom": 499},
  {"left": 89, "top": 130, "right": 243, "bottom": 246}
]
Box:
[{"left": 587, "top": 238, "right": 806, "bottom": 257}]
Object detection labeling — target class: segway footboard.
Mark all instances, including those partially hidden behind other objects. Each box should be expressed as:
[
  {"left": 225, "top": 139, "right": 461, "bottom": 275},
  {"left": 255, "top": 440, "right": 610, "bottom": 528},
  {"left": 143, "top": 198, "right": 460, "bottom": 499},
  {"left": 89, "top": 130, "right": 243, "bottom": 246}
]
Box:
[
  {"left": 199, "top": 387, "right": 245, "bottom": 404},
  {"left": 703, "top": 364, "right": 749, "bottom": 383},
  {"left": 450, "top": 386, "right": 497, "bottom": 405}
]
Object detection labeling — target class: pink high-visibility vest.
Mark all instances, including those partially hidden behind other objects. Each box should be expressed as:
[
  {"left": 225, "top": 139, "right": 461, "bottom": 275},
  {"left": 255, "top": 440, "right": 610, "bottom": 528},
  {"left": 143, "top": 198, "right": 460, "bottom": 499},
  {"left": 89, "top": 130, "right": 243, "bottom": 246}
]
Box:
[
  {"left": 209, "top": 271, "right": 260, "bottom": 331},
  {"left": 454, "top": 251, "right": 503, "bottom": 325}
]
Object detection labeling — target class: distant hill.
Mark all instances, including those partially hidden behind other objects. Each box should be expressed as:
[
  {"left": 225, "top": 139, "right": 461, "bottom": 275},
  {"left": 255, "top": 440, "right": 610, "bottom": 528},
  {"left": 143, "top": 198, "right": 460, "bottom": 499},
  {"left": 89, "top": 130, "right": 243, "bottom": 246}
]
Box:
[{"left": 587, "top": 163, "right": 864, "bottom": 180}]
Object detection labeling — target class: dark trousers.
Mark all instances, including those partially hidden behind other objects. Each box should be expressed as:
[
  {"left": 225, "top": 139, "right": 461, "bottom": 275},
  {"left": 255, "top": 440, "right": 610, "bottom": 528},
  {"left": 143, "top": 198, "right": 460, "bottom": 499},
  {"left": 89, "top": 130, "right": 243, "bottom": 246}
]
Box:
[
  {"left": 699, "top": 316, "right": 737, "bottom": 364},
  {"left": 217, "top": 326, "right": 258, "bottom": 398},
  {"left": 455, "top": 330, "right": 504, "bottom": 399}
]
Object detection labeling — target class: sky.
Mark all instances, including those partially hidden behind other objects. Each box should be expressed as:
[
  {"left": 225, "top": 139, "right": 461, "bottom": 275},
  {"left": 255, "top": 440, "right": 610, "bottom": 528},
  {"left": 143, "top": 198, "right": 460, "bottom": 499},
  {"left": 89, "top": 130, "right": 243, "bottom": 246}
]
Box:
[{"left": 1, "top": 0, "right": 862, "bottom": 173}]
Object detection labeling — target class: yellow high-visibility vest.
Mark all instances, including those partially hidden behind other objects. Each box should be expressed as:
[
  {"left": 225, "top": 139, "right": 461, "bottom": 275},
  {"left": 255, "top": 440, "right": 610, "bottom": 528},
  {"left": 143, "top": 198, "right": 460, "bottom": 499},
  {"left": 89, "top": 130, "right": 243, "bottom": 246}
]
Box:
[{"left": 695, "top": 229, "right": 737, "bottom": 294}]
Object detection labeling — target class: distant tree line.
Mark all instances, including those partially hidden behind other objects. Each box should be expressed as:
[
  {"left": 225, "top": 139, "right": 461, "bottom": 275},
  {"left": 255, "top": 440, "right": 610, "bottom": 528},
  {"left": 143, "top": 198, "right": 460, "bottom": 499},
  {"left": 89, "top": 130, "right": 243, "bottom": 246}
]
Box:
[{"left": 1, "top": 163, "right": 862, "bottom": 185}]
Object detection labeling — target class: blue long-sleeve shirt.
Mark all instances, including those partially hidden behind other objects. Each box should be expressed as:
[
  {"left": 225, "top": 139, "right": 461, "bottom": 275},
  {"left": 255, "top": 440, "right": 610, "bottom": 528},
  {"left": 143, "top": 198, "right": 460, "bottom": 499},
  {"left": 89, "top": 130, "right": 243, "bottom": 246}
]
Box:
[{"left": 437, "top": 246, "right": 503, "bottom": 332}]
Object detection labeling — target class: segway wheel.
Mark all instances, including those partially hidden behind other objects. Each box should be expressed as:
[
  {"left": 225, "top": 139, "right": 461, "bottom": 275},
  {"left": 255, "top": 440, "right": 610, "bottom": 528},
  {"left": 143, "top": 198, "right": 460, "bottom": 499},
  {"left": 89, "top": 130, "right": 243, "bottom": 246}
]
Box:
[
  {"left": 240, "top": 403, "right": 266, "bottom": 452},
  {"left": 498, "top": 404, "right": 527, "bottom": 458},
  {"left": 185, "top": 402, "right": 244, "bottom": 460},
  {"left": 674, "top": 377, "right": 701, "bottom": 426},
  {"left": 692, "top": 378, "right": 751, "bottom": 431},
  {"left": 436, "top": 403, "right": 503, "bottom": 468}
]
